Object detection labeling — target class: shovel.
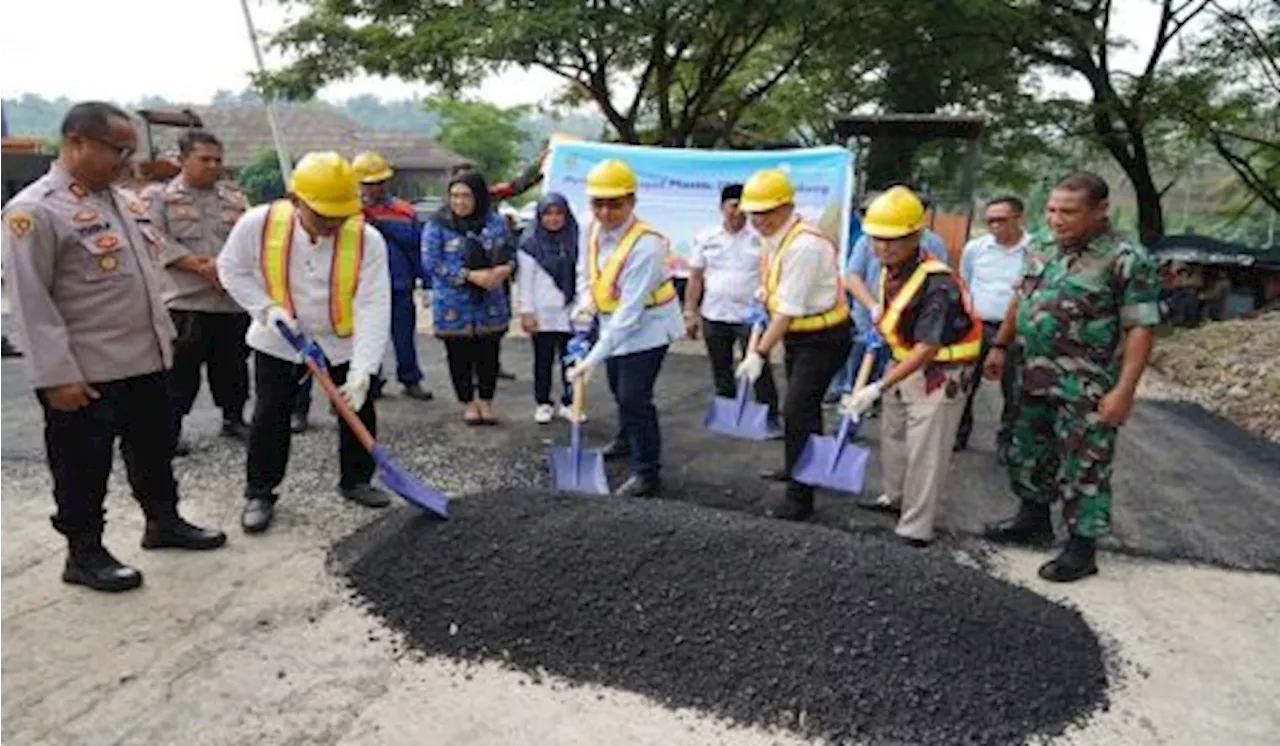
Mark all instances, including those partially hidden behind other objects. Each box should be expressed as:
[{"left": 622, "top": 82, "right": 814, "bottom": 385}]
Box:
[
  {"left": 549, "top": 375, "right": 609, "bottom": 495},
  {"left": 791, "top": 339, "right": 881, "bottom": 495},
  {"left": 275, "top": 321, "right": 449, "bottom": 518},
  {"left": 704, "top": 322, "right": 775, "bottom": 441}
]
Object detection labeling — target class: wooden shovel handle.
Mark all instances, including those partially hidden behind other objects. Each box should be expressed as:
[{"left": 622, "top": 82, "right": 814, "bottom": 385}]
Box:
[
  {"left": 571, "top": 375, "right": 588, "bottom": 425},
  {"left": 852, "top": 348, "right": 878, "bottom": 394},
  {"left": 305, "top": 358, "right": 376, "bottom": 452}
]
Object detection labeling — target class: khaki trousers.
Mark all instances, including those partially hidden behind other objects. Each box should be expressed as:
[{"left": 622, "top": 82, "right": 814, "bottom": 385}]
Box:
[{"left": 879, "top": 364, "right": 970, "bottom": 541}]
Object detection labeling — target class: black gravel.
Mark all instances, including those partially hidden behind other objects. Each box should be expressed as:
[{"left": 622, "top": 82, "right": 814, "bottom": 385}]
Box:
[{"left": 338, "top": 489, "right": 1109, "bottom": 745}]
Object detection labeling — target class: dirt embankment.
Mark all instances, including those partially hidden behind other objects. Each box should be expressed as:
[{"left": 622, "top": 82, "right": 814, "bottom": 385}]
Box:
[{"left": 1148, "top": 310, "right": 1280, "bottom": 443}]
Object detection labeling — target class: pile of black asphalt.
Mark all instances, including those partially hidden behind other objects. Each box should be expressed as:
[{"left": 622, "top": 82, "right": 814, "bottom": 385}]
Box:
[{"left": 337, "top": 488, "right": 1108, "bottom": 745}]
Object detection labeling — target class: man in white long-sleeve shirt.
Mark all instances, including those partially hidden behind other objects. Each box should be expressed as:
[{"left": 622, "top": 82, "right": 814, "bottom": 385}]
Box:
[
  {"left": 567, "top": 159, "right": 684, "bottom": 498},
  {"left": 218, "top": 152, "right": 392, "bottom": 534}
]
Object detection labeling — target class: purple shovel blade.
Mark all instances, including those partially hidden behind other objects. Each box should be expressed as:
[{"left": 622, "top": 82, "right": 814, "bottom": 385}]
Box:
[{"left": 371, "top": 445, "right": 449, "bottom": 518}]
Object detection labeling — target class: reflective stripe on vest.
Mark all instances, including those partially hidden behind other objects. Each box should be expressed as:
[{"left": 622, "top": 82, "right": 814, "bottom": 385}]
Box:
[
  {"left": 588, "top": 219, "right": 677, "bottom": 313},
  {"left": 261, "top": 200, "right": 366, "bottom": 338},
  {"left": 876, "top": 258, "right": 983, "bottom": 363},
  {"left": 761, "top": 221, "right": 850, "bottom": 333}
]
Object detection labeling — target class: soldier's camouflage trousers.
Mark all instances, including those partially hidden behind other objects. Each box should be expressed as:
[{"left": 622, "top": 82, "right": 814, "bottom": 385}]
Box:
[{"left": 1006, "top": 394, "right": 1117, "bottom": 538}]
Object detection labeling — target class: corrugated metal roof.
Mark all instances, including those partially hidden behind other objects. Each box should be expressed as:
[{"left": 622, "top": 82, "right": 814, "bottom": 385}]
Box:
[{"left": 133, "top": 106, "right": 470, "bottom": 172}]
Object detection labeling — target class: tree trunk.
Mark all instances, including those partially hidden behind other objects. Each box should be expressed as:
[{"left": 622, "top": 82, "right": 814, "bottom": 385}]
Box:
[
  {"left": 1129, "top": 166, "right": 1165, "bottom": 246},
  {"left": 864, "top": 42, "right": 944, "bottom": 190}
]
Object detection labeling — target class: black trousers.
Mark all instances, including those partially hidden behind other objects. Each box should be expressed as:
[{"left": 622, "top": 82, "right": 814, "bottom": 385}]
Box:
[
  {"left": 956, "top": 321, "right": 1022, "bottom": 446},
  {"left": 167, "top": 310, "right": 251, "bottom": 422},
  {"left": 40, "top": 371, "right": 180, "bottom": 541},
  {"left": 703, "top": 318, "right": 779, "bottom": 416},
  {"left": 443, "top": 335, "right": 501, "bottom": 402},
  {"left": 606, "top": 345, "right": 669, "bottom": 480},
  {"left": 246, "top": 351, "right": 376, "bottom": 498},
  {"left": 783, "top": 324, "right": 854, "bottom": 502},
  {"left": 532, "top": 331, "right": 573, "bottom": 406}
]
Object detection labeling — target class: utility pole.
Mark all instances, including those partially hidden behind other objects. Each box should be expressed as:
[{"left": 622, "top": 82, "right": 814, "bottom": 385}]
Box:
[{"left": 239, "top": 0, "right": 293, "bottom": 187}]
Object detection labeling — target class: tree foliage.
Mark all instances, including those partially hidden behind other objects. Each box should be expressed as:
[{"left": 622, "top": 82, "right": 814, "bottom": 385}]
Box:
[
  {"left": 259, "top": 0, "right": 845, "bottom": 147},
  {"left": 238, "top": 148, "right": 288, "bottom": 205},
  {"left": 424, "top": 96, "right": 529, "bottom": 181}
]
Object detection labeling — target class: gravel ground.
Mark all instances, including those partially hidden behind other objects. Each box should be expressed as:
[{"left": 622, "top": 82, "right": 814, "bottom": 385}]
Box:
[{"left": 338, "top": 489, "right": 1109, "bottom": 746}]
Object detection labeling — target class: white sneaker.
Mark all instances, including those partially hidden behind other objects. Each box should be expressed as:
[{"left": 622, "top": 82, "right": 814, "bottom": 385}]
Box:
[
  {"left": 558, "top": 404, "right": 585, "bottom": 423},
  {"left": 534, "top": 404, "right": 555, "bottom": 424}
]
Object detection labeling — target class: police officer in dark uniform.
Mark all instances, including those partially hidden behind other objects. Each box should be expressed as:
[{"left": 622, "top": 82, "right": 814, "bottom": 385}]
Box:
[{"left": 1, "top": 102, "right": 227, "bottom": 593}]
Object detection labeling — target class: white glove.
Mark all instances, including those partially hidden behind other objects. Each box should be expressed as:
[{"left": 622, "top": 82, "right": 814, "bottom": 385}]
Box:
[
  {"left": 339, "top": 371, "right": 372, "bottom": 412},
  {"left": 841, "top": 382, "right": 883, "bottom": 418},
  {"left": 266, "top": 305, "right": 299, "bottom": 334},
  {"left": 572, "top": 298, "right": 597, "bottom": 325},
  {"left": 735, "top": 351, "right": 766, "bottom": 383},
  {"left": 870, "top": 304, "right": 883, "bottom": 325}
]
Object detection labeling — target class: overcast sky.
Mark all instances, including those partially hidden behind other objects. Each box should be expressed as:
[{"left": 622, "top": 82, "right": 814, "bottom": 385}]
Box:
[{"left": 0, "top": 0, "right": 1166, "bottom": 108}]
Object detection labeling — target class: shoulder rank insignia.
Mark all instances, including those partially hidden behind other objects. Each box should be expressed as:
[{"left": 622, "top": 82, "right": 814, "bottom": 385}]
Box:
[
  {"left": 5, "top": 212, "right": 34, "bottom": 239},
  {"left": 72, "top": 211, "right": 100, "bottom": 224},
  {"left": 94, "top": 233, "right": 121, "bottom": 251}
]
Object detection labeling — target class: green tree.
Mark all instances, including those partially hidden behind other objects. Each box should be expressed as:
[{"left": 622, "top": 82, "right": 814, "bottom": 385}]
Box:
[
  {"left": 238, "top": 148, "right": 288, "bottom": 206},
  {"left": 257, "top": 0, "right": 843, "bottom": 146},
  {"left": 424, "top": 96, "right": 529, "bottom": 181}
]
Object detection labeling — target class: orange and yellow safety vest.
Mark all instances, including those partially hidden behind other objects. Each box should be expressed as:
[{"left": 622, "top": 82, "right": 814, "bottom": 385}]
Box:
[
  {"left": 761, "top": 221, "right": 851, "bottom": 333},
  {"left": 261, "top": 200, "right": 365, "bottom": 338},
  {"left": 876, "top": 258, "right": 982, "bottom": 363},
  {"left": 587, "top": 219, "right": 677, "bottom": 313}
]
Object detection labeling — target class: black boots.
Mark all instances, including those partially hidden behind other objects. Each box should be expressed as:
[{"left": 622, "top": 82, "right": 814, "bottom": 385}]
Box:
[
  {"left": 340, "top": 483, "right": 393, "bottom": 508},
  {"left": 141, "top": 517, "right": 228, "bottom": 551},
  {"left": 615, "top": 475, "right": 661, "bottom": 498},
  {"left": 1039, "top": 535, "right": 1098, "bottom": 583},
  {"left": 767, "top": 493, "right": 814, "bottom": 522},
  {"left": 221, "top": 416, "right": 250, "bottom": 440},
  {"left": 63, "top": 541, "right": 142, "bottom": 593},
  {"left": 983, "top": 500, "right": 1054, "bottom": 547},
  {"left": 403, "top": 382, "right": 434, "bottom": 401}
]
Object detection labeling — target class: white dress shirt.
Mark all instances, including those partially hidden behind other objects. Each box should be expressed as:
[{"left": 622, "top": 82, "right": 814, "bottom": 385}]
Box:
[
  {"left": 765, "top": 216, "right": 842, "bottom": 319},
  {"left": 218, "top": 204, "right": 391, "bottom": 375},
  {"left": 690, "top": 222, "right": 763, "bottom": 324},
  {"left": 516, "top": 249, "right": 573, "bottom": 333},
  {"left": 960, "top": 231, "right": 1029, "bottom": 322}
]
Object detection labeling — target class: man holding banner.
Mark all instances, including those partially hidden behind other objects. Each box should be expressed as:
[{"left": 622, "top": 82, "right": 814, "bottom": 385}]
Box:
[
  {"left": 567, "top": 159, "right": 685, "bottom": 498},
  {"left": 734, "top": 169, "right": 853, "bottom": 521}
]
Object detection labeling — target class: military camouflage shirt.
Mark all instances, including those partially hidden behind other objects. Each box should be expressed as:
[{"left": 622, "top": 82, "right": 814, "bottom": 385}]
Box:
[{"left": 1014, "top": 227, "right": 1160, "bottom": 402}]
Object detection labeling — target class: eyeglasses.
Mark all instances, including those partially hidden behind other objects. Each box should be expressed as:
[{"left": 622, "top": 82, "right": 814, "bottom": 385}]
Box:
[{"left": 89, "top": 136, "right": 136, "bottom": 163}]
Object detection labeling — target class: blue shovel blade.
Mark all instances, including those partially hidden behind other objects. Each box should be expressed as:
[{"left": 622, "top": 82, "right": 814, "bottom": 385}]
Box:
[
  {"left": 791, "top": 434, "right": 872, "bottom": 495},
  {"left": 704, "top": 379, "right": 773, "bottom": 441},
  {"left": 548, "top": 446, "right": 610, "bottom": 495},
  {"left": 371, "top": 445, "right": 449, "bottom": 518}
]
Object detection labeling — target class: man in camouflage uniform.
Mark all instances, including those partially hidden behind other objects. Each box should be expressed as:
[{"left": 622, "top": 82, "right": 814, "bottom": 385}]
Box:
[{"left": 983, "top": 171, "right": 1159, "bottom": 582}]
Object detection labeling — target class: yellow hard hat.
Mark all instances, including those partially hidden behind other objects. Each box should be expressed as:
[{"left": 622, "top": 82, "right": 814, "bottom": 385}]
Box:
[
  {"left": 861, "top": 186, "right": 926, "bottom": 239},
  {"left": 352, "top": 151, "right": 394, "bottom": 184},
  {"left": 585, "top": 159, "right": 637, "bottom": 198},
  {"left": 290, "top": 152, "right": 361, "bottom": 218},
  {"left": 739, "top": 169, "right": 795, "bottom": 213}
]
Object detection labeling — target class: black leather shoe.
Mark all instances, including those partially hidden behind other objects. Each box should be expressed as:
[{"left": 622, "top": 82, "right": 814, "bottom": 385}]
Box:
[
  {"left": 983, "top": 501, "right": 1054, "bottom": 547},
  {"left": 766, "top": 495, "right": 813, "bottom": 521},
  {"left": 898, "top": 535, "right": 931, "bottom": 549},
  {"left": 242, "top": 496, "right": 277, "bottom": 534},
  {"left": 142, "top": 517, "right": 227, "bottom": 550},
  {"left": 952, "top": 438, "right": 968, "bottom": 452},
  {"left": 290, "top": 414, "right": 309, "bottom": 434},
  {"left": 497, "top": 368, "right": 517, "bottom": 381},
  {"left": 1038, "top": 535, "right": 1098, "bottom": 583},
  {"left": 340, "top": 483, "right": 392, "bottom": 508},
  {"left": 63, "top": 545, "right": 143, "bottom": 593},
  {"left": 221, "top": 419, "right": 251, "bottom": 440},
  {"left": 403, "top": 383, "right": 434, "bottom": 401},
  {"left": 758, "top": 468, "right": 790, "bottom": 482},
  {"left": 601, "top": 439, "right": 631, "bottom": 461},
  {"left": 615, "top": 475, "right": 661, "bottom": 498}
]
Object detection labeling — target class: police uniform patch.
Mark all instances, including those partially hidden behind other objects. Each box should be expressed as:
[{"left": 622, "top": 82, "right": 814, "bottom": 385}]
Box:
[
  {"left": 99, "top": 254, "right": 119, "bottom": 271},
  {"left": 72, "top": 211, "right": 100, "bottom": 224},
  {"left": 5, "top": 212, "right": 34, "bottom": 239},
  {"left": 68, "top": 183, "right": 88, "bottom": 199},
  {"left": 94, "top": 233, "right": 121, "bottom": 251}
]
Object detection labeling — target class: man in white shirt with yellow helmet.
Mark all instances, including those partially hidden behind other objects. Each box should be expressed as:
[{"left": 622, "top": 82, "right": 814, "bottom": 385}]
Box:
[
  {"left": 734, "top": 168, "right": 853, "bottom": 521},
  {"left": 568, "top": 159, "right": 684, "bottom": 498},
  {"left": 218, "top": 152, "right": 392, "bottom": 534}
]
